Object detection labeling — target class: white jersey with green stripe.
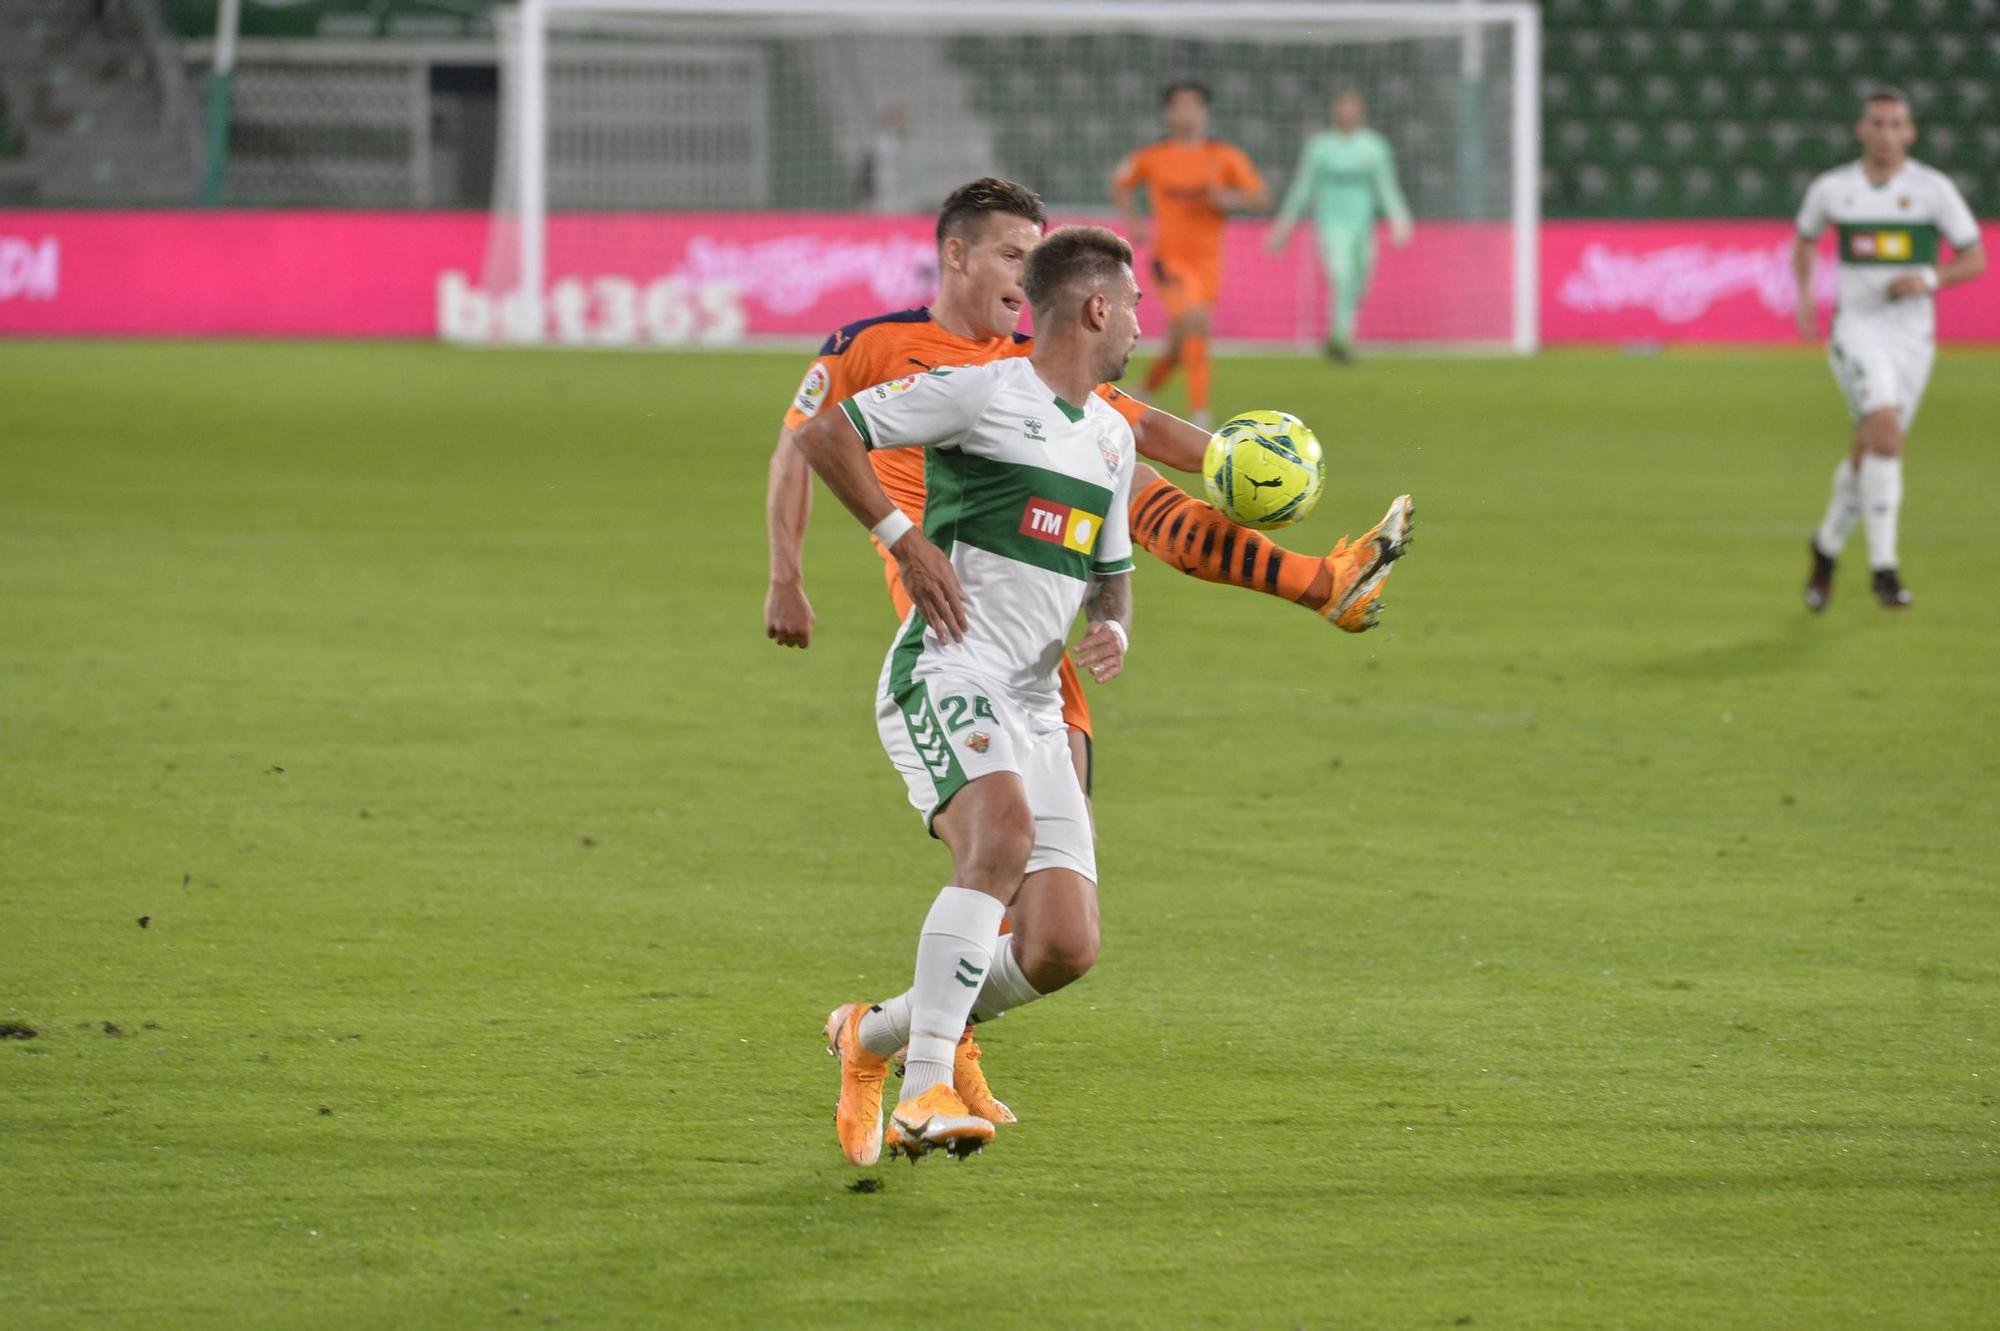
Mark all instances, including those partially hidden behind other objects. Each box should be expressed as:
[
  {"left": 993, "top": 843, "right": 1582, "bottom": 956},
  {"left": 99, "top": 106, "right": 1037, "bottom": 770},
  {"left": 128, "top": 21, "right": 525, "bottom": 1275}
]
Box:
[
  {"left": 1796, "top": 159, "right": 1981, "bottom": 339},
  {"left": 841, "top": 358, "right": 1136, "bottom": 721}
]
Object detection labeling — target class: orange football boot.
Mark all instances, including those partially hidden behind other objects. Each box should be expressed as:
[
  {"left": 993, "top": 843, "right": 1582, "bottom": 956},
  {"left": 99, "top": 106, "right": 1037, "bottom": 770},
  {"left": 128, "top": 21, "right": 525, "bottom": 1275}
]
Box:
[
  {"left": 884, "top": 1084, "right": 995, "bottom": 1162},
  {"left": 953, "top": 1027, "right": 1016, "bottom": 1124},
  {"left": 1318, "top": 494, "right": 1415, "bottom": 633},
  {"left": 823, "top": 1002, "right": 888, "bottom": 1166}
]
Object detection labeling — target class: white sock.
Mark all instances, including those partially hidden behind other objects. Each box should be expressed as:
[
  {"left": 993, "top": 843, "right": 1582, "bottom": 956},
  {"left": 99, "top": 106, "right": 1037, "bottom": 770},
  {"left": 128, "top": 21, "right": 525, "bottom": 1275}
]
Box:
[
  {"left": 970, "top": 934, "right": 1045, "bottom": 1023},
  {"left": 1813, "top": 457, "right": 1861, "bottom": 558},
  {"left": 856, "top": 994, "right": 909, "bottom": 1058},
  {"left": 1858, "top": 453, "right": 1903, "bottom": 571},
  {"left": 898, "top": 886, "right": 1004, "bottom": 1103}
]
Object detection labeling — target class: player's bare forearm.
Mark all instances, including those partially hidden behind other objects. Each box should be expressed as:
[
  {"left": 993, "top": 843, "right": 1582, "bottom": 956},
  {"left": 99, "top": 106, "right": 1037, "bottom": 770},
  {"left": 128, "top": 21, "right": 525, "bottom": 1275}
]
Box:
[
  {"left": 763, "top": 425, "right": 817, "bottom": 647},
  {"left": 1131, "top": 406, "right": 1211, "bottom": 473},
  {"left": 1216, "top": 185, "right": 1272, "bottom": 213},
  {"left": 765, "top": 426, "right": 811, "bottom": 583},
  {"left": 1111, "top": 186, "right": 1148, "bottom": 245},
  {"left": 1939, "top": 243, "right": 1986, "bottom": 289},
  {"left": 1791, "top": 236, "right": 1818, "bottom": 336},
  {"left": 1074, "top": 571, "right": 1132, "bottom": 684},
  {"left": 1085, "top": 569, "right": 1131, "bottom": 635}
]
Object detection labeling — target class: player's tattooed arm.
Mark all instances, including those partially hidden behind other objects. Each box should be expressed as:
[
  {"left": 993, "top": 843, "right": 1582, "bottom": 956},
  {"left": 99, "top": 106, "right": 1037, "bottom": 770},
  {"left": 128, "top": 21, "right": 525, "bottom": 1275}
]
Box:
[{"left": 1075, "top": 571, "right": 1132, "bottom": 684}]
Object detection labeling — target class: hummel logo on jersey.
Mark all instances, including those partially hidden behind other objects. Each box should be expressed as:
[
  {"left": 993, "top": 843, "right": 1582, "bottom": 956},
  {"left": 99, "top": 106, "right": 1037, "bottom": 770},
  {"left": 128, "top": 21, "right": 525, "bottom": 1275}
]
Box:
[
  {"left": 1020, "top": 497, "right": 1102, "bottom": 555},
  {"left": 1023, "top": 418, "right": 1045, "bottom": 441}
]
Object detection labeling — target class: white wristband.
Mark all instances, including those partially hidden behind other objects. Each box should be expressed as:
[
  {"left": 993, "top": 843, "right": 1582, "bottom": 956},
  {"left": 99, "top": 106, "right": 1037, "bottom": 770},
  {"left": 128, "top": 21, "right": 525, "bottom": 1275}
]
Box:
[
  {"left": 870, "top": 510, "right": 914, "bottom": 548},
  {"left": 1920, "top": 266, "right": 1940, "bottom": 292},
  {"left": 1102, "top": 619, "right": 1129, "bottom": 656}
]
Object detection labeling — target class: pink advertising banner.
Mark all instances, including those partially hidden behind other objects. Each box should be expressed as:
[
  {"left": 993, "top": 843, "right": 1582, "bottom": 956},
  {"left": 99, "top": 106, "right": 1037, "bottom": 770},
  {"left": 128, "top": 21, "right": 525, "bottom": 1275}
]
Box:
[
  {"left": 0, "top": 210, "right": 1992, "bottom": 344},
  {"left": 1542, "top": 219, "right": 2000, "bottom": 343}
]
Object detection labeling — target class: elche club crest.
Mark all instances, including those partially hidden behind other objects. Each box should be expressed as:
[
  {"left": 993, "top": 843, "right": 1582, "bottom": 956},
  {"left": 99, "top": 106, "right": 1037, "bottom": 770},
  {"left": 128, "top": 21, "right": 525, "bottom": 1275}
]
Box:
[{"left": 1098, "top": 435, "right": 1122, "bottom": 479}]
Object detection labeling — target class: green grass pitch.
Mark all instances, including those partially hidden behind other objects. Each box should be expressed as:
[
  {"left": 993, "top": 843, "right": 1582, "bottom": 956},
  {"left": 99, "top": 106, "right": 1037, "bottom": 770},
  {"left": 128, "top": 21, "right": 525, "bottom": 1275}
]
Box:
[{"left": 3, "top": 341, "right": 1996, "bottom": 1329}]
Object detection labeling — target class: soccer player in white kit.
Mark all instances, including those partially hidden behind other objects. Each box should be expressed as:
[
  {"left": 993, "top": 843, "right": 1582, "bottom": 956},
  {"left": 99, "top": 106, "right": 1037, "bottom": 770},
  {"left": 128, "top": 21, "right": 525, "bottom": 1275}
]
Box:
[
  {"left": 1793, "top": 88, "right": 1986, "bottom": 610},
  {"left": 794, "top": 227, "right": 1141, "bottom": 1162}
]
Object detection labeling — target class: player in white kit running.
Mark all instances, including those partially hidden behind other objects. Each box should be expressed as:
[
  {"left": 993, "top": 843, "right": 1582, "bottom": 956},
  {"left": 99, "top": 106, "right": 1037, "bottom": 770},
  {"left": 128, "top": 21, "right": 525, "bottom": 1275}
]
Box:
[
  {"left": 794, "top": 227, "right": 1141, "bottom": 1163},
  {"left": 1792, "top": 87, "right": 1986, "bottom": 610}
]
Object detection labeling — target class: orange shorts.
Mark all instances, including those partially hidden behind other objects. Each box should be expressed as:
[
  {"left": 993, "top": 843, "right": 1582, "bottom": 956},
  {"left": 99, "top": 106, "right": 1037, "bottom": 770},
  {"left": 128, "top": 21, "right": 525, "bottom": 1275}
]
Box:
[
  {"left": 1151, "top": 254, "right": 1219, "bottom": 319},
  {"left": 878, "top": 540, "right": 1093, "bottom": 740}
]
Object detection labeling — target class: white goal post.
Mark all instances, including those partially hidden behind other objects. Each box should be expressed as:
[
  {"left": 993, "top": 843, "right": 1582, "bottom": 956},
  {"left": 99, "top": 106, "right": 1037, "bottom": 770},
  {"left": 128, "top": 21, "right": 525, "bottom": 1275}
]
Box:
[{"left": 476, "top": 0, "right": 1540, "bottom": 351}]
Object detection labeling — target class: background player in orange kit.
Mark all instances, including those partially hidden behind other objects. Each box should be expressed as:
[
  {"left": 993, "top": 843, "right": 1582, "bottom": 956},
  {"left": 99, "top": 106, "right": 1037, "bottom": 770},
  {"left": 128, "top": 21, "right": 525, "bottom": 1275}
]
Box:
[{"left": 1111, "top": 82, "right": 1272, "bottom": 429}]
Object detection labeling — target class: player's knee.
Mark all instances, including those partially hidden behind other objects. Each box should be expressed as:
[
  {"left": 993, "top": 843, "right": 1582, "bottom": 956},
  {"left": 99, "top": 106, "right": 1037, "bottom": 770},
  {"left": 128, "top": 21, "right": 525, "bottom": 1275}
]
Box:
[
  {"left": 1863, "top": 415, "right": 1904, "bottom": 456},
  {"left": 1020, "top": 918, "right": 1099, "bottom": 990}
]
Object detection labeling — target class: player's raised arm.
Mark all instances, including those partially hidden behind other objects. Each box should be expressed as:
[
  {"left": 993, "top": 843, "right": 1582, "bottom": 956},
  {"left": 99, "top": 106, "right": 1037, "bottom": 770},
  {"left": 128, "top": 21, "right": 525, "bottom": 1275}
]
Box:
[{"left": 1126, "top": 402, "right": 1210, "bottom": 473}]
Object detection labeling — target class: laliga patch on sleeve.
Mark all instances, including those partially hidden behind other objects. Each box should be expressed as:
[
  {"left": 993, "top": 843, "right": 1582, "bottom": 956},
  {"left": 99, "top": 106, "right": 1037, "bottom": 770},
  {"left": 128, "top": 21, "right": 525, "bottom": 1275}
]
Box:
[
  {"left": 794, "top": 363, "right": 830, "bottom": 417},
  {"left": 872, "top": 373, "right": 923, "bottom": 400}
]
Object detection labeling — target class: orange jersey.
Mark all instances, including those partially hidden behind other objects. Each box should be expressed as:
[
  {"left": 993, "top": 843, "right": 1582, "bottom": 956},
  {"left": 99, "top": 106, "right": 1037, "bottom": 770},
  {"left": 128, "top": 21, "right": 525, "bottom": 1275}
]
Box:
[
  {"left": 1113, "top": 138, "right": 1265, "bottom": 279},
  {"left": 783, "top": 307, "right": 1149, "bottom": 522}
]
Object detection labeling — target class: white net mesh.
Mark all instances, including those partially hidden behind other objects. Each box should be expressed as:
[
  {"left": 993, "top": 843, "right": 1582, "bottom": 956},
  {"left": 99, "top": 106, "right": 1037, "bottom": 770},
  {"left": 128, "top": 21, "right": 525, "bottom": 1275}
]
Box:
[{"left": 465, "top": 2, "right": 1535, "bottom": 349}]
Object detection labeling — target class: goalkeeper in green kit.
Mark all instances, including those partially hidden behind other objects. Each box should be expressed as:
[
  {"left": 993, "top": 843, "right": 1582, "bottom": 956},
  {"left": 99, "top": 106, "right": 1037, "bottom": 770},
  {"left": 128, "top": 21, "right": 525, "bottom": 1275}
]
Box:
[{"left": 1265, "top": 90, "right": 1413, "bottom": 362}]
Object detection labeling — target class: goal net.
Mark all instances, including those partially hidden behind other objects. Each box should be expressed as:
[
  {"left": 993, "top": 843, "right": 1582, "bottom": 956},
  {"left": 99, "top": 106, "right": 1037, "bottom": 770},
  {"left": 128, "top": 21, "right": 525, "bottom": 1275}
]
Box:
[{"left": 459, "top": 0, "right": 1539, "bottom": 351}]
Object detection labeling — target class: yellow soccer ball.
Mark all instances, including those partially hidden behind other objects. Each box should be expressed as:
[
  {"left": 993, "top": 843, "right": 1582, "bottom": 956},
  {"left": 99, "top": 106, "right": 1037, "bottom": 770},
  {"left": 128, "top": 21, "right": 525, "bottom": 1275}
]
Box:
[{"left": 1200, "top": 410, "right": 1325, "bottom": 530}]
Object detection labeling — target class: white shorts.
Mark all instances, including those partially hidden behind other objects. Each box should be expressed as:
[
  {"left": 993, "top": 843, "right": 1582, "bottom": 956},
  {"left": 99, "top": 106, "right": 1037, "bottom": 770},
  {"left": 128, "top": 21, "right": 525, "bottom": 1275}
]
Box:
[
  {"left": 877, "top": 670, "right": 1096, "bottom": 882},
  {"left": 1828, "top": 319, "right": 1934, "bottom": 432}
]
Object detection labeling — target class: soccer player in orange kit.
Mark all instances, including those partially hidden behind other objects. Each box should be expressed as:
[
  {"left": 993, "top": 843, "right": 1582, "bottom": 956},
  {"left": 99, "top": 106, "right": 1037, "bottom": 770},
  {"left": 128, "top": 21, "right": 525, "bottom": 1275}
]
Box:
[
  {"left": 763, "top": 180, "right": 1412, "bottom": 1165},
  {"left": 1111, "top": 81, "right": 1271, "bottom": 429}
]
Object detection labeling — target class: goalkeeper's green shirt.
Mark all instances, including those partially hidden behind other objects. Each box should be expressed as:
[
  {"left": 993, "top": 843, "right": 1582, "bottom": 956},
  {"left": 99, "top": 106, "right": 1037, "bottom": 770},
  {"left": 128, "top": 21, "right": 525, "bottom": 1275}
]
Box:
[{"left": 1274, "top": 129, "right": 1412, "bottom": 233}]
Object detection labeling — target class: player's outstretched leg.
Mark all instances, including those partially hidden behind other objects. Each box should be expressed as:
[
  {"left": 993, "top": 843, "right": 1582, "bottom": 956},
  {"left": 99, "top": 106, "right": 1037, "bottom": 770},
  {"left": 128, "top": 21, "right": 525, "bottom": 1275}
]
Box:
[{"left": 1129, "top": 467, "right": 1414, "bottom": 631}]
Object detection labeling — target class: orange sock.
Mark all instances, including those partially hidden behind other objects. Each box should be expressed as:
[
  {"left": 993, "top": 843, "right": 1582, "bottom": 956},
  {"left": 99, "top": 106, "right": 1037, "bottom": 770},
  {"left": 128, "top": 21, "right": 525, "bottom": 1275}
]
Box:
[
  {"left": 1128, "top": 476, "right": 1319, "bottom": 603},
  {"left": 1144, "top": 352, "right": 1179, "bottom": 393},
  {"left": 1184, "top": 335, "right": 1211, "bottom": 415}
]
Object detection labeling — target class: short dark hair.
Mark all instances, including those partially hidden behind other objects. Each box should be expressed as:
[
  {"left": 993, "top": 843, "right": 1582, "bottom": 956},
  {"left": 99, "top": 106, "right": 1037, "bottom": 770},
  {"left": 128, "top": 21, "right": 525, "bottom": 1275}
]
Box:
[
  {"left": 1024, "top": 225, "right": 1135, "bottom": 316},
  {"left": 935, "top": 178, "right": 1048, "bottom": 250},
  {"left": 1162, "top": 80, "right": 1211, "bottom": 108},
  {"left": 1863, "top": 85, "right": 1911, "bottom": 112}
]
